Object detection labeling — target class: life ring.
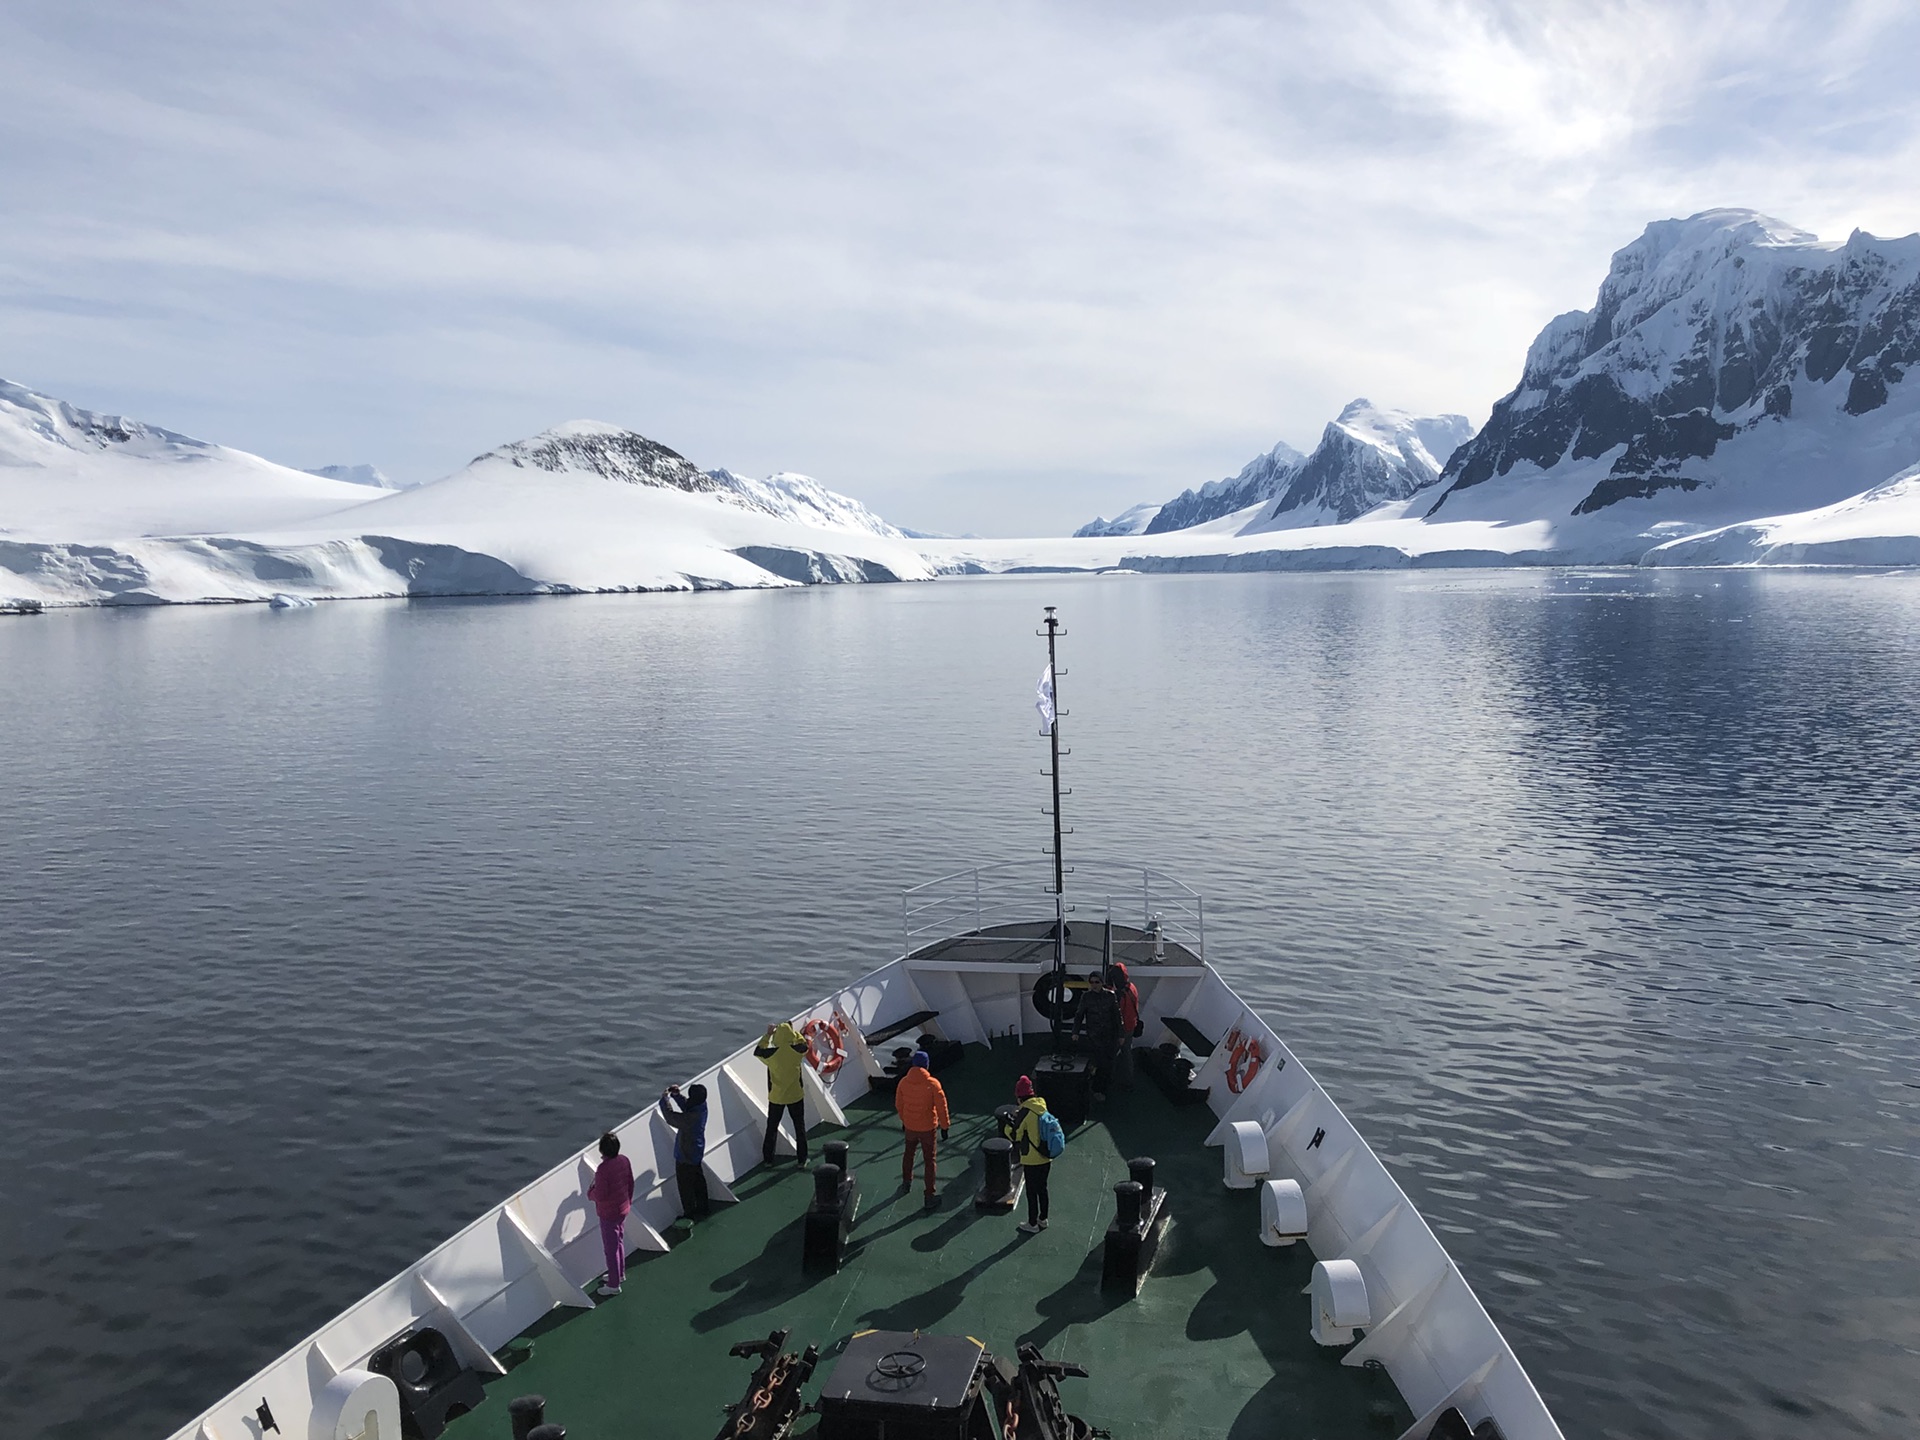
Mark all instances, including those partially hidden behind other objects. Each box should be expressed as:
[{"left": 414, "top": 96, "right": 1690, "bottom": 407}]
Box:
[
  {"left": 802, "top": 1017, "right": 846, "bottom": 1077},
  {"left": 1223, "top": 1027, "right": 1265, "bottom": 1094}
]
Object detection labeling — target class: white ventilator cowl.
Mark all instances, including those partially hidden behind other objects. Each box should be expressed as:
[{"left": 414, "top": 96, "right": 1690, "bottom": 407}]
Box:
[
  {"left": 309, "top": 1369, "right": 401, "bottom": 1440},
  {"left": 1260, "top": 1178, "right": 1308, "bottom": 1246}
]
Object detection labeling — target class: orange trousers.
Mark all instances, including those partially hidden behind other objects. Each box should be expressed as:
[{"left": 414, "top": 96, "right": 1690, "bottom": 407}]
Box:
[{"left": 902, "top": 1128, "right": 938, "bottom": 1196}]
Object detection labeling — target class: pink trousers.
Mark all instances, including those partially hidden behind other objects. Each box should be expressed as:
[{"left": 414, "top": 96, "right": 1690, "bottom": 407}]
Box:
[{"left": 600, "top": 1214, "right": 626, "bottom": 1289}]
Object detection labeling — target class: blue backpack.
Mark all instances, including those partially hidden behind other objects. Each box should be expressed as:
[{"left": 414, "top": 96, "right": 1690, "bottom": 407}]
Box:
[{"left": 1038, "top": 1110, "right": 1067, "bottom": 1160}]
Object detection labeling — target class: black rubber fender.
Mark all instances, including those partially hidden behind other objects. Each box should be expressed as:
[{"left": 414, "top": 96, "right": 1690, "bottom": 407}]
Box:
[{"left": 1030, "top": 971, "right": 1082, "bottom": 1023}]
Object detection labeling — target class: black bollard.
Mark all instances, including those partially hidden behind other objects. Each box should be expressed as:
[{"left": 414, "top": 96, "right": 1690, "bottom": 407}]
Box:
[
  {"left": 1102, "top": 1154, "right": 1168, "bottom": 1295},
  {"left": 823, "top": 1140, "right": 850, "bottom": 1173},
  {"left": 509, "top": 1395, "right": 546, "bottom": 1440},
  {"left": 527, "top": 1427, "right": 566, "bottom": 1440},
  {"left": 974, "top": 1136, "right": 1024, "bottom": 1212},
  {"left": 812, "top": 1163, "right": 841, "bottom": 1209},
  {"left": 804, "top": 1158, "right": 860, "bottom": 1271}
]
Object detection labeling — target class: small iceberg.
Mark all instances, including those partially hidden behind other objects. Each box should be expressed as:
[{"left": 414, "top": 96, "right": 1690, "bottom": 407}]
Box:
[{"left": 267, "top": 592, "right": 316, "bottom": 609}]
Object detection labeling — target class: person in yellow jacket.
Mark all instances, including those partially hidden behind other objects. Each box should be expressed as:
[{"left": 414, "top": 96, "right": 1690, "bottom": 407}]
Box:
[
  {"left": 893, "top": 1051, "right": 951, "bottom": 1209},
  {"left": 756, "top": 1021, "right": 811, "bottom": 1166},
  {"left": 1010, "top": 1075, "right": 1053, "bottom": 1233}
]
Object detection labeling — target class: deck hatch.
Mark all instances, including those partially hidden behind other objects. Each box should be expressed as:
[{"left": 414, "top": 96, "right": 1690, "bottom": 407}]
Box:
[{"left": 816, "top": 1331, "right": 991, "bottom": 1435}]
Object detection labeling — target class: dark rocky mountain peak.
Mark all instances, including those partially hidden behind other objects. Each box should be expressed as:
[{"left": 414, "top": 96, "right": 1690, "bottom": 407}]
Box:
[
  {"left": 480, "top": 421, "right": 730, "bottom": 496},
  {"left": 473, "top": 422, "right": 900, "bottom": 535},
  {"left": 1141, "top": 439, "right": 1306, "bottom": 534}
]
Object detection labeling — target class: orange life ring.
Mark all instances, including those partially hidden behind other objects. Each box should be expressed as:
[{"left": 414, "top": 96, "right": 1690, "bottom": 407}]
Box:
[
  {"left": 802, "top": 1017, "right": 846, "bottom": 1077},
  {"left": 1223, "top": 1027, "right": 1265, "bottom": 1094}
]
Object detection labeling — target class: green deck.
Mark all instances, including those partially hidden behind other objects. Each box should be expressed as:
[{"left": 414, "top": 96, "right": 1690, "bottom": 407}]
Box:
[{"left": 445, "top": 1041, "right": 1411, "bottom": 1439}]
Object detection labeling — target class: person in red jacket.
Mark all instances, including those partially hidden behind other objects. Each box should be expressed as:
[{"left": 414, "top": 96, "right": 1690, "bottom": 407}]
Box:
[
  {"left": 894, "top": 1051, "right": 951, "bottom": 1209},
  {"left": 1112, "top": 962, "right": 1143, "bottom": 1090}
]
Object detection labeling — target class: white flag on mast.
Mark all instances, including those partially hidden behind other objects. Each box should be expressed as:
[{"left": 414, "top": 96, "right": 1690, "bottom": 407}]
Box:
[{"left": 1035, "top": 663, "right": 1056, "bottom": 735}]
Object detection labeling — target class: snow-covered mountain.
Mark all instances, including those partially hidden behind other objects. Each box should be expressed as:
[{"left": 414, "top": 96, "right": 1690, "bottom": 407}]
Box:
[
  {"left": 0, "top": 397, "right": 931, "bottom": 605},
  {"left": 704, "top": 467, "right": 904, "bottom": 538},
  {"left": 481, "top": 421, "right": 736, "bottom": 495},
  {"left": 16, "top": 204, "right": 1920, "bottom": 602},
  {"left": 1141, "top": 439, "right": 1304, "bottom": 533},
  {"left": 0, "top": 377, "right": 199, "bottom": 461},
  {"left": 305, "top": 463, "right": 400, "bottom": 490},
  {"left": 1242, "top": 400, "right": 1474, "bottom": 531},
  {"left": 1426, "top": 209, "right": 1920, "bottom": 526},
  {"left": 1074, "top": 502, "right": 1161, "bottom": 537},
  {"left": 0, "top": 378, "right": 379, "bottom": 539},
  {"left": 477, "top": 421, "right": 902, "bottom": 536},
  {"left": 1124, "top": 400, "right": 1473, "bottom": 537}
]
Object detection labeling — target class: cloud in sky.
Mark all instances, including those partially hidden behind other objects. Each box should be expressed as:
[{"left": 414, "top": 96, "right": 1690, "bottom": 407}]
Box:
[{"left": 3, "top": 0, "right": 1918, "bottom": 535}]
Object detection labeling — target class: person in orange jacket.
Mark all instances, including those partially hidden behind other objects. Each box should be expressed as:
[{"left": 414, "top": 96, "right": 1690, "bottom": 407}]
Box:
[{"left": 894, "top": 1050, "right": 950, "bottom": 1209}]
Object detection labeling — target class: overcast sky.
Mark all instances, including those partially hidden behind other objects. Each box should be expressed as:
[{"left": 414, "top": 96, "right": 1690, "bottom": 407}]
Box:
[{"left": 4, "top": 2, "right": 1919, "bottom": 535}]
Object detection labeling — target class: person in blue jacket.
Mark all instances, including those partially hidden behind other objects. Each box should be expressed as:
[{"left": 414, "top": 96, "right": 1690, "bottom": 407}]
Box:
[{"left": 660, "top": 1083, "right": 710, "bottom": 1219}]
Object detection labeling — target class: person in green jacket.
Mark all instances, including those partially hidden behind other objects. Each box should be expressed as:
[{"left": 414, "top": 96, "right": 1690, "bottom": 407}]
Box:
[
  {"left": 756, "top": 1020, "right": 811, "bottom": 1166},
  {"left": 1010, "top": 1075, "right": 1053, "bottom": 1233}
]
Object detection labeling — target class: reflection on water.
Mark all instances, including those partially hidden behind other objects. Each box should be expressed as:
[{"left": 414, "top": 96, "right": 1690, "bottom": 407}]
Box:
[{"left": 2, "top": 570, "right": 1917, "bottom": 1439}]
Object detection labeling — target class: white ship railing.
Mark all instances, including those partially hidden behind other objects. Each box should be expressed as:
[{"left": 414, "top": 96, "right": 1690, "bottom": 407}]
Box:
[{"left": 900, "top": 858, "right": 1205, "bottom": 961}]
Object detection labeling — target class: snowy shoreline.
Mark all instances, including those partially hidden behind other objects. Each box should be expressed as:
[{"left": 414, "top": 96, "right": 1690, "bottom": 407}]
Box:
[
  {"left": 12, "top": 449, "right": 1920, "bottom": 609},
  {"left": 11, "top": 536, "right": 1920, "bottom": 614}
]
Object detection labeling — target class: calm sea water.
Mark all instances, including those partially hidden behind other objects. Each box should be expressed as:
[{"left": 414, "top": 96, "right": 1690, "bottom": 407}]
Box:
[{"left": 2, "top": 571, "right": 1918, "bottom": 1440}]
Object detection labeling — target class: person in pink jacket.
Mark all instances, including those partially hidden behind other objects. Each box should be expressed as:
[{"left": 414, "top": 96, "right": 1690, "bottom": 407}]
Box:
[{"left": 587, "top": 1131, "right": 635, "bottom": 1295}]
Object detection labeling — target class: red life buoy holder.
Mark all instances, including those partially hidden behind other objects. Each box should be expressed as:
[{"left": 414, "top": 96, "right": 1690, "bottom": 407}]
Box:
[
  {"left": 1223, "top": 1028, "right": 1265, "bottom": 1094},
  {"left": 802, "top": 1017, "right": 846, "bottom": 1077}
]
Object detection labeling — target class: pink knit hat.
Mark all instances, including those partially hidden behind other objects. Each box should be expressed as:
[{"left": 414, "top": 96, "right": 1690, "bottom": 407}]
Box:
[{"left": 1015, "top": 1075, "right": 1034, "bottom": 1099}]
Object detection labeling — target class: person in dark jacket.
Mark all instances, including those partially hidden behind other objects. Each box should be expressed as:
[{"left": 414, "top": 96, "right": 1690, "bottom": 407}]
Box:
[
  {"left": 1079, "top": 970, "right": 1123, "bottom": 1099},
  {"left": 659, "top": 1083, "right": 710, "bottom": 1219},
  {"left": 756, "top": 1021, "right": 812, "bottom": 1166}
]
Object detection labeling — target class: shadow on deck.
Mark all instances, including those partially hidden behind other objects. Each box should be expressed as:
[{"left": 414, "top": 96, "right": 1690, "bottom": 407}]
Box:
[{"left": 442, "top": 1041, "right": 1410, "bottom": 1440}]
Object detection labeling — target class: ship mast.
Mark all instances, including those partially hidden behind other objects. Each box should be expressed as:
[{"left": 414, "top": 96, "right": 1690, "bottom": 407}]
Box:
[
  {"left": 1042, "top": 606, "right": 1066, "bottom": 899},
  {"left": 1039, "top": 605, "right": 1072, "bottom": 1048}
]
